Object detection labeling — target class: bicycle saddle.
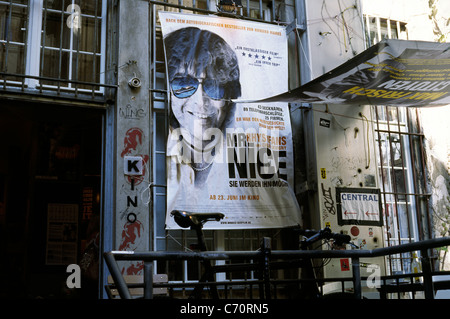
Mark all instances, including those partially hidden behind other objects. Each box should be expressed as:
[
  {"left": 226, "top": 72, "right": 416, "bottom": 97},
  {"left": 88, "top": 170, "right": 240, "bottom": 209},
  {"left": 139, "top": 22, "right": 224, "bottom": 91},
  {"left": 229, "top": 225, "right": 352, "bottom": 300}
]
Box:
[{"left": 171, "top": 210, "right": 225, "bottom": 228}]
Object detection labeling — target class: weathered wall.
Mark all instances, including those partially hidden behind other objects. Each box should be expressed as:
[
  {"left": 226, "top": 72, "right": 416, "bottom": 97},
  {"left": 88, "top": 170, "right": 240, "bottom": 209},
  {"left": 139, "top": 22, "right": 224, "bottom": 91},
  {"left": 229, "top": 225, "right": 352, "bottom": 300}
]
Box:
[
  {"left": 304, "top": 0, "right": 365, "bottom": 79},
  {"left": 114, "top": 0, "right": 151, "bottom": 275}
]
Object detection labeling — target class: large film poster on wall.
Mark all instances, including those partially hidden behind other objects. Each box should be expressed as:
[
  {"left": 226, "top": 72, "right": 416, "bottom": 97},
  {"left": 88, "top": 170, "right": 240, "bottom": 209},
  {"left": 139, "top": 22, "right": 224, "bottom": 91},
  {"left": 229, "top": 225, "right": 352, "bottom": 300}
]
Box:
[{"left": 160, "top": 12, "right": 301, "bottom": 229}]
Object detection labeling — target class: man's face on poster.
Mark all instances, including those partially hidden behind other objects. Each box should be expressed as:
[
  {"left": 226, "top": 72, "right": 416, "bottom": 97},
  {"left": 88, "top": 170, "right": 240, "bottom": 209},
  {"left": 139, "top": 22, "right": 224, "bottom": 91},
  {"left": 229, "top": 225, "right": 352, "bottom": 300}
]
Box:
[
  {"left": 170, "top": 71, "right": 229, "bottom": 141},
  {"left": 165, "top": 27, "right": 241, "bottom": 143}
]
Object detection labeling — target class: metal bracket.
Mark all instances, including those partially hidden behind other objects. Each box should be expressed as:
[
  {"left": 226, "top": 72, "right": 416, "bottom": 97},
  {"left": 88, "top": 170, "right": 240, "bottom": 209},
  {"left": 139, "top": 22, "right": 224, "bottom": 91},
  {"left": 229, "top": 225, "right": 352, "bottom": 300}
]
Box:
[
  {"left": 290, "top": 102, "right": 311, "bottom": 112},
  {"left": 286, "top": 19, "right": 306, "bottom": 35}
]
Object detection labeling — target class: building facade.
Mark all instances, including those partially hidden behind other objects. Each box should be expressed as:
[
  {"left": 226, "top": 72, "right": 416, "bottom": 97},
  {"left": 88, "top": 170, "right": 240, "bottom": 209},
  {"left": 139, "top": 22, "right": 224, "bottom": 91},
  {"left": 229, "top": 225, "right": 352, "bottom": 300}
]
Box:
[{"left": 0, "top": 0, "right": 448, "bottom": 299}]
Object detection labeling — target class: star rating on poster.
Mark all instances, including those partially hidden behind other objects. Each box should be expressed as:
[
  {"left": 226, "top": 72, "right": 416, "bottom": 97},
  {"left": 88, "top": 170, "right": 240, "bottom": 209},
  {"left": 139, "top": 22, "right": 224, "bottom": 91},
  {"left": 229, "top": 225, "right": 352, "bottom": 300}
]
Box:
[{"left": 242, "top": 51, "right": 272, "bottom": 61}]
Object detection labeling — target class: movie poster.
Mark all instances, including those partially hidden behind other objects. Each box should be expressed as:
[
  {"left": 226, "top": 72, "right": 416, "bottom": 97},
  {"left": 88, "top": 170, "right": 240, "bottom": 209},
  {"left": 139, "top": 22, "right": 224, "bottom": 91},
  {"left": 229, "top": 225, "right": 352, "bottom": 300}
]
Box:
[
  {"left": 260, "top": 39, "right": 450, "bottom": 107},
  {"left": 160, "top": 12, "right": 301, "bottom": 229}
]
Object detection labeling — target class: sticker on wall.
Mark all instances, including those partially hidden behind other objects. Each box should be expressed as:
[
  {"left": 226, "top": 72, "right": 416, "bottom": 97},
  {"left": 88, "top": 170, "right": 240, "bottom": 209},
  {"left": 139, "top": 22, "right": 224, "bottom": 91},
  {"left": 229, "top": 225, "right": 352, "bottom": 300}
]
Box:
[
  {"left": 124, "top": 156, "right": 144, "bottom": 175},
  {"left": 340, "top": 258, "right": 350, "bottom": 271},
  {"left": 350, "top": 226, "right": 359, "bottom": 237},
  {"left": 358, "top": 239, "right": 367, "bottom": 249},
  {"left": 319, "top": 118, "right": 331, "bottom": 128},
  {"left": 320, "top": 168, "right": 327, "bottom": 179}
]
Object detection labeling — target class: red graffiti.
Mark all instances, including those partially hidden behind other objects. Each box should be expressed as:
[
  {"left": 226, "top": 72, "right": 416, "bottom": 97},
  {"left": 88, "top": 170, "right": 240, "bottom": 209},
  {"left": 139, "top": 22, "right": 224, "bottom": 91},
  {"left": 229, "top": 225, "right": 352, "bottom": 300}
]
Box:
[
  {"left": 121, "top": 127, "right": 144, "bottom": 158},
  {"left": 121, "top": 261, "right": 144, "bottom": 275},
  {"left": 118, "top": 220, "right": 144, "bottom": 251},
  {"left": 118, "top": 127, "right": 148, "bottom": 276},
  {"left": 119, "top": 220, "right": 145, "bottom": 275}
]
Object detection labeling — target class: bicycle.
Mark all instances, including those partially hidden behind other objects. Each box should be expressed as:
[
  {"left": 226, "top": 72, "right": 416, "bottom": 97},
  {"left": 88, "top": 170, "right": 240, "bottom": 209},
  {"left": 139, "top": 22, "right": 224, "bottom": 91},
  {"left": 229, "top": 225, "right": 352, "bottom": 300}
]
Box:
[
  {"left": 170, "top": 210, "right": 354, "bottom": 299},
  {"left": 171, "top": 210, "right": 225, "bottom": 299}
]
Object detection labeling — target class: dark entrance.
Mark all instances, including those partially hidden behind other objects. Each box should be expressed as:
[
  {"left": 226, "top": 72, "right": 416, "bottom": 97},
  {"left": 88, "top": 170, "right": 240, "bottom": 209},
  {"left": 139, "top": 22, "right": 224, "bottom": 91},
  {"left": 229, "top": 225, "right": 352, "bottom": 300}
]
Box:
[{"left": 0, "top": 100, "right": 103, "bottom": 299}]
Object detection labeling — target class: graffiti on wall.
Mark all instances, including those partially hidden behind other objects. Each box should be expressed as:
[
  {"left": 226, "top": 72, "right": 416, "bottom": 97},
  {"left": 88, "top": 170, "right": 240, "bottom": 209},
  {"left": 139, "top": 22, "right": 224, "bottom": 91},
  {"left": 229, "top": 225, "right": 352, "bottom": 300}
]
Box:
[
  {"left": 321, "top": 183, "right": 336, "bottom": 221},
  {"left": 118, "top": 126, "right": 149, "bottom": 275}
]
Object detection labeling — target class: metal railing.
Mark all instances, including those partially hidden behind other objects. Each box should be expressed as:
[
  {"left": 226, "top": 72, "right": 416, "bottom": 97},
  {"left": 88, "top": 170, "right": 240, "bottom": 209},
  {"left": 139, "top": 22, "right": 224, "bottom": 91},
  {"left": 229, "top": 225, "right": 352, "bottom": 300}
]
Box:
[
  {"left": 104, "top": 236, "right": 450, "bottom": 299},
  {"left": 0, "top": 72, "right": 117, "bottom": 105}
]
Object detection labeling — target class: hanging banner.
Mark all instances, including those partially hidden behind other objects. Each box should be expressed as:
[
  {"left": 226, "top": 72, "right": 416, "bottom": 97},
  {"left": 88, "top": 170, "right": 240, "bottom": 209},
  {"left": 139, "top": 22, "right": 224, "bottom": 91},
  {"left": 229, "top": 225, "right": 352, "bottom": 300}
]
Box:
[
  {"left": 252, "top": 39, "right": 450, "bottom": 107},
  {"left": 160, "top": 12, "right": 301, "bottom": 229}
]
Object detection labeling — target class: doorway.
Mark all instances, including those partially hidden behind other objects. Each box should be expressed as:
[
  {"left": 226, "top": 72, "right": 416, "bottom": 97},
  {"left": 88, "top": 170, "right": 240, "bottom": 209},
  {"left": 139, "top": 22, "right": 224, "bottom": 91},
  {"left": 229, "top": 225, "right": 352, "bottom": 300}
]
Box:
[{"left": 0, "top": 100, "right": 104, "bottom": 299}]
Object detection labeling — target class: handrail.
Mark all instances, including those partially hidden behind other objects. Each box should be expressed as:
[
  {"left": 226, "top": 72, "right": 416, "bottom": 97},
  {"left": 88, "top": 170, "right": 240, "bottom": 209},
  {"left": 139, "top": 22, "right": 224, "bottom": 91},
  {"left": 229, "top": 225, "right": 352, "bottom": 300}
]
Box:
[
  {"left": 272, "top": 236, "right": 450, "bottom": 259},
  {"left": 104, "top": 236, "right": 450, "bottom": 299},
  {"left": 106, "top": 236, "right": 450, "bottom": 261}
]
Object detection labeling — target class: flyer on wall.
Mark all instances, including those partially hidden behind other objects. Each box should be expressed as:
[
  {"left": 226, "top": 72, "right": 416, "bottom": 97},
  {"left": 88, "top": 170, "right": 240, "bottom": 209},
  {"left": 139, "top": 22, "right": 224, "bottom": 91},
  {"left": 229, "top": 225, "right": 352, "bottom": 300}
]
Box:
[{"left": 159, "top": 12, "right": 302, "bottom": 229}]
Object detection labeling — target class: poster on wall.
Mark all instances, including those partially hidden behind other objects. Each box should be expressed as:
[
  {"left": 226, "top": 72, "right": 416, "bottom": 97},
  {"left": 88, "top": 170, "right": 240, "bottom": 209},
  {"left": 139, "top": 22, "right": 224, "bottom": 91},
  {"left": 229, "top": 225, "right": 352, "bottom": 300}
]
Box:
[
  {"left": 160, "top": 12, "right": 301, "bottom": 229},
  {"left": 255, "top": 39, "right": 450, "bottom": 107},
  {"left": 336, "top": 188, "right": 383, "bottom": 226},
  {"left": 46, "top": 203, "right": 78, "bottom": 265}
]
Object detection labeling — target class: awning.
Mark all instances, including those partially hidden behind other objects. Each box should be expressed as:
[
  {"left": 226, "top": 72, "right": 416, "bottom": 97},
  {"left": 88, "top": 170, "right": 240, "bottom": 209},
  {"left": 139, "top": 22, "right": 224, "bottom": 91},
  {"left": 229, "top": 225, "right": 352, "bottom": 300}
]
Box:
[{"left": 237, "top": 39, "right": 450, "bottom": 107}]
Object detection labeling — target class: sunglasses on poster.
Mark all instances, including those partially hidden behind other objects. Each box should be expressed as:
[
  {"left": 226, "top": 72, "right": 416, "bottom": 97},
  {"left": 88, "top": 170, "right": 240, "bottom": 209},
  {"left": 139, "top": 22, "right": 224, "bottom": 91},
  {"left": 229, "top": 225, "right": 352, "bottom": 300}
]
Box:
[{"left": 170, "top": 76, "right": 226, "bottom": 100}]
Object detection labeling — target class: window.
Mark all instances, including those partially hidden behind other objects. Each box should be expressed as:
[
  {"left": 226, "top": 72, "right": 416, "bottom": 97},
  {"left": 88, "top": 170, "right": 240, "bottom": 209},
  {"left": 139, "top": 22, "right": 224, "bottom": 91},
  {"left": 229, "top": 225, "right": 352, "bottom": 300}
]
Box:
[
  {"left": 364, "top": 15, "right": 407, "bottom": 47},
  {"left": 374, "top": 106, "right": 431, "bottom": 274},
  {"left": 0, "top": 1, "right": 28, "bottom": 82},
  {"left": 41, "top": 1, "right": 104, "bottom": 90},
  {"left": 0, "top": 0, "right": 107, "bottom": 96}
]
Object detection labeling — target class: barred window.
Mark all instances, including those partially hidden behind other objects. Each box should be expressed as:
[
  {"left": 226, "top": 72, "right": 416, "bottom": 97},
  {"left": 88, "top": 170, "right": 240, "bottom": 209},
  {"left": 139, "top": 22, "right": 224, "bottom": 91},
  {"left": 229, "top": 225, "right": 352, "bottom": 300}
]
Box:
[
  {"left": 365, "top": 15, "right": 407, "bottom": 47},
  {"left": 0, "top": 0, "right": 107, "bottom": 95},
  {"left": 0, "top": 1, "right": 28, "bottom": 82},
  {"left": 41, "top": 0, "right": 104, "bottom": 90}
]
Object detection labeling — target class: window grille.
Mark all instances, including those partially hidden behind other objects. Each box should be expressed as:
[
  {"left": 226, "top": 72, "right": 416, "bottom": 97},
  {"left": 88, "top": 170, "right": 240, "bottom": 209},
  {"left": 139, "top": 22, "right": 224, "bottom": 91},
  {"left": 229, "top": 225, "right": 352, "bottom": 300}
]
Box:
[
  {"left": 374, "top": 106, "right": 432, "bottom": 274},
  {"left": 40, "top": 0, "right": 104, "bottom": 91},
  {"left": 0, "top": 0, "right": 109, "bottom": 101},
  {"left": 0, "top": 0, "right": 28, "bottom": 82},
  {"left": 364, "top": 15, "right": 407, "bottom": 47}
]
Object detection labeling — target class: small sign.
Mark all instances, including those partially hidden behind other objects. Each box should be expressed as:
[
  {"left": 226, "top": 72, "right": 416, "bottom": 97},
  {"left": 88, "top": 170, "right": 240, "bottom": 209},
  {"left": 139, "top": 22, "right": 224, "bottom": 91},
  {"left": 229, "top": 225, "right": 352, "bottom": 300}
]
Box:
[
  {"left": 124, "top": 156, "right": 144, "bottom": 175},
  {"left": 319, "top": 118, "right": 331, "bottom": 128},
  {"left": 336, "top": 188, "right": 383, "bottom": 226}
]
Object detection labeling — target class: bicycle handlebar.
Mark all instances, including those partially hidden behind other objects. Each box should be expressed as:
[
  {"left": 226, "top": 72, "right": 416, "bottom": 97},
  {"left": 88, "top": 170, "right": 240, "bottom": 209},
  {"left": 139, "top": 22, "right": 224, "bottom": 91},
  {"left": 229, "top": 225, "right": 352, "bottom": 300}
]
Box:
[{"left": 297, "top": 227, "right": 351, "bottom": 246}]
